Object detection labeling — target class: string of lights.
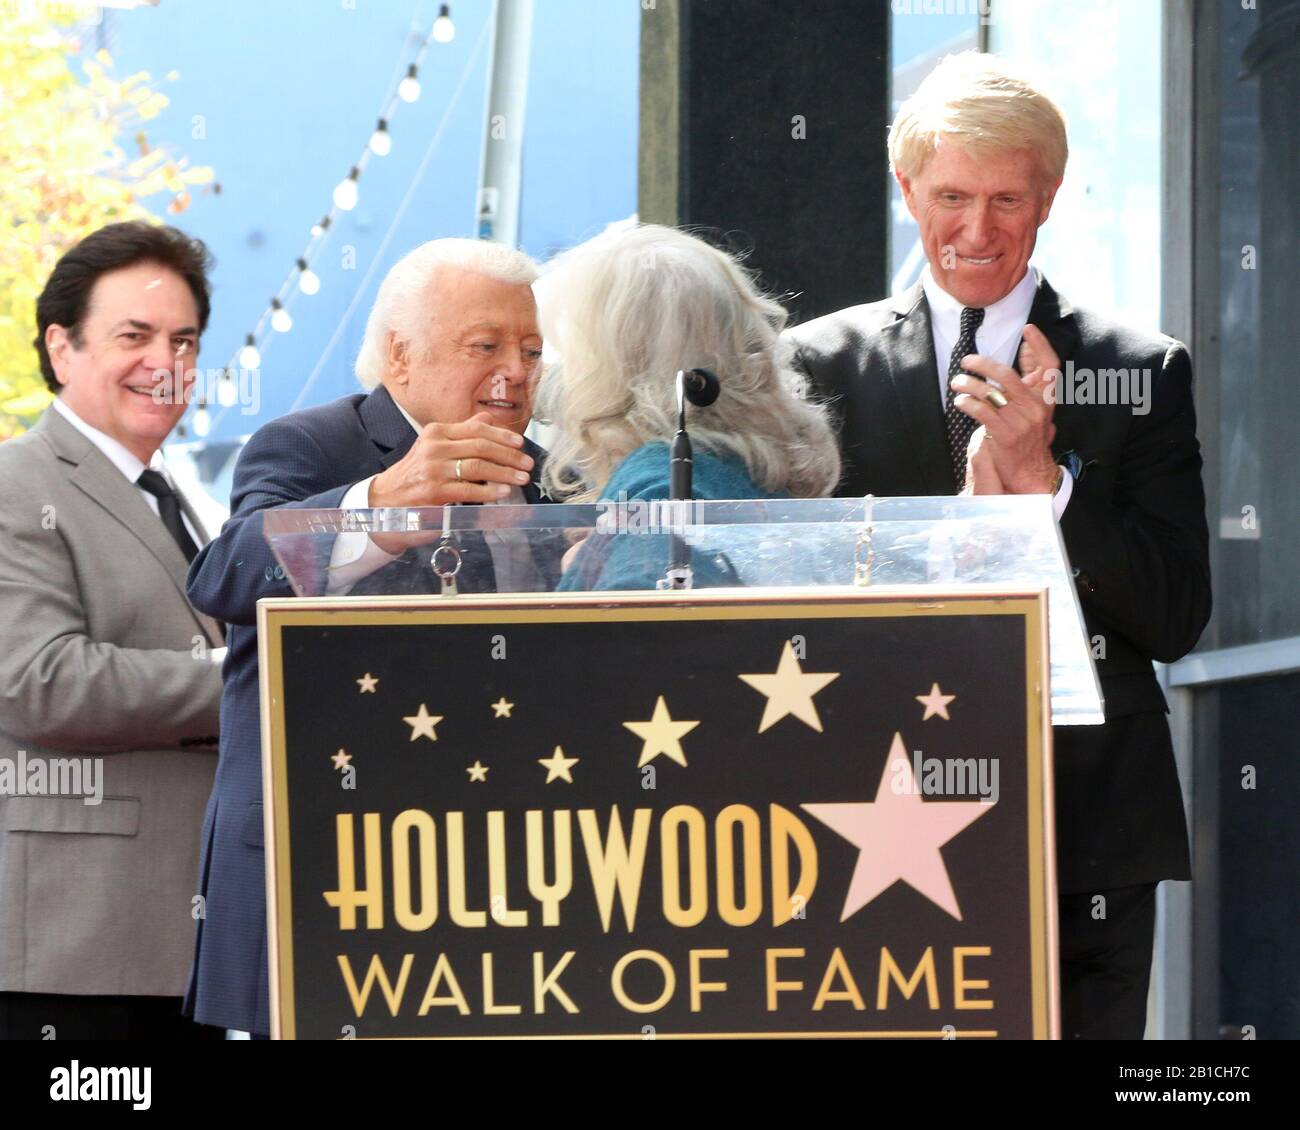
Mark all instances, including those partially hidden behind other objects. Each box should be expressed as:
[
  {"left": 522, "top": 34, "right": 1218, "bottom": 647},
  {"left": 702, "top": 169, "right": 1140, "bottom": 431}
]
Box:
[{"left": 185, "top": 3, "right": 456, "bottom": 439}]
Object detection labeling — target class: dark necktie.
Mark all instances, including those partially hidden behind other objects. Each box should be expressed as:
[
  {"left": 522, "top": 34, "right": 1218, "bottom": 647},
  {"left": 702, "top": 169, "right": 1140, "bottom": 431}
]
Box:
[
  {"left": 136, "top": 468, "right": 200, "bottom": 564},
  {"left": 944, "top": 305, "right": 986, "bottom": 488}
]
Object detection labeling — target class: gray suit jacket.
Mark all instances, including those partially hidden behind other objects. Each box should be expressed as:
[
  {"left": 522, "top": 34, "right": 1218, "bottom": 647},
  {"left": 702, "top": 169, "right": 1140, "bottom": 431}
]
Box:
[{"left": 0, "top": 406, "right": 223, "bottom": 996}]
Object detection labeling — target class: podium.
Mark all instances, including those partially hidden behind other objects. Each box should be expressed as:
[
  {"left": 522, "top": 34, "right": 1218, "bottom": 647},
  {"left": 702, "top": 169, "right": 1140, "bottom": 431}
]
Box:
[{"left": 257, "top": 495, "right": 1100, "bottom": 1039}]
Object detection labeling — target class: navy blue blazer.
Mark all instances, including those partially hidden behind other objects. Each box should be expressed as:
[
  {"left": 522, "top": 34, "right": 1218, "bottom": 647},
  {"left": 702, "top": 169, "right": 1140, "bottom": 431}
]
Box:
[{"left": 183, "top": 385, "right": 553, "bottom": 1034}]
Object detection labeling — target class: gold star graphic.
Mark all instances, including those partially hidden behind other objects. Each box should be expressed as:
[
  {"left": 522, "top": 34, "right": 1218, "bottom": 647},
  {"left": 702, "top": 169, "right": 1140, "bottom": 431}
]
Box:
[
  {"left": 738, "top": 641, "right": 840, "bottom": 733},
  {"left": 491, "top": 697, "right": 514, "bottom": 718},
  {"left": 403, "top": 703, "right": 443, "bottom": 742},
  {"left": 466, "top": 760, "right": 489, "bottom": 782},
  {"left": 916, "top": 682, "right": 957, "bottom": 721},
  {"left": 538, "top": 745, "right": 579, "bottom": 783},
  {"left": 623, "top": 696, "right": 699, "bottom": 768},
  {"left": 330, "top": 748, "right": 352, "bottom": 771},
  {"left": 356, "top": 672, "right": 378, "bottom": 693}
]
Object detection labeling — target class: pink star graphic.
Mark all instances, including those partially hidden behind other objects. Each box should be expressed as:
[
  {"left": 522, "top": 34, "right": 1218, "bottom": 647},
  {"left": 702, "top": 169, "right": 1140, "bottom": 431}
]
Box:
[{"left": 802, "top": 733, "right": 994, "bottom": 921}]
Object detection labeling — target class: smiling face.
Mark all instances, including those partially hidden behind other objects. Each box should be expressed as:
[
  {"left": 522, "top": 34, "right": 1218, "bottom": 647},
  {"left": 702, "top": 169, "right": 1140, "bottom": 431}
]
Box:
[
  {"left": 387, "top": 266, "right": 542, "bottom": 436},
  {"left": 898, "top": 142, "right": 1060, "bottom": 309},
  {"left": 46, "top": 262, "right": 200, "bottom": 464}
]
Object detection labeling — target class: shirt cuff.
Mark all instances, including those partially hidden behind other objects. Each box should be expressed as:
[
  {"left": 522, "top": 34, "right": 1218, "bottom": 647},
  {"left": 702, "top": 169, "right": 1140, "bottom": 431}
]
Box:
[
  {"left": 1052, "top": 467, "right": 1074, "bottom": 520},
  {"left": 326, "top": 476, "right": 398, "bottom": 596}
]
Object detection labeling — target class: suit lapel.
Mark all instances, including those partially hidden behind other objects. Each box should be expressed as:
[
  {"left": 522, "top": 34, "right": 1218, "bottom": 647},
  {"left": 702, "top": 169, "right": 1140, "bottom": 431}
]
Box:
[
  {"left": 1026, "top": 275, "right": 1080, "bottom": 376},
  {"left": 521, "top": 437, "right": 550, "bottom": 504},
  {"left": 518, "top": 438, "right": 564, "bottom": 588},
  {"left": 879, "top": 282, "right": 958, "bottom": 494},
  {"left": 1025, "top": 276, "right": 1083, "bottom": 461},
  {"left": 359, "top": 384, "right": 420, "bottom": 468},
  {"left": 173, "top": 492, "right": 224, "bottom": 645},
  {"left": 37, "top": 409, "right": 223, "bottom": 646}
]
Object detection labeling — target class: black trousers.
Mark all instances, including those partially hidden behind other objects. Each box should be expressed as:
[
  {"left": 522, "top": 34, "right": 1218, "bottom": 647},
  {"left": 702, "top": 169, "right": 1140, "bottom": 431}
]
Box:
[
  {"left": 1059, "top": 882, "right": 1158, "bottom": 1039},
  {"left": 0, "top": 992, "right": 223, "bottom": 1041}
]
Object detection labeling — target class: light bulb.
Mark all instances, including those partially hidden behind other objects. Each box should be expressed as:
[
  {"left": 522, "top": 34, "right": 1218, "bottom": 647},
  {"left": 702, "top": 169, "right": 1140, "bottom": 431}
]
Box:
[
  {"left": 369, "top": 119, "right": 392, "bottom": 157},
  {"left": 192, "top": 406, "right": 211, "bottom": 437},
  {"left": 333, "top": 167, "right": 359, "bottom": 211},
  {"left": 297, "top": 259, "right": 321, "bottom": 296},
  {"left": 238, "top": 334, "right": 261, "bottom": 371},
  {"left": 216, "top": 374, "right": 238, "bottom": 407},
  {"left": 271, "top": 301, "right": 293, "bottom": 334},
  {"left": 432, "top": 6, "right": 455, "bottom": 43},
  {"left": 398, "top": 64, "right": 421, "bottom": 103}
]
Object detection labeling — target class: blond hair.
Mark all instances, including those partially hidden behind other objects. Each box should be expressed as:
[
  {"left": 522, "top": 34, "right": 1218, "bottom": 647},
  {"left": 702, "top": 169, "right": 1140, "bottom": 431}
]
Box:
[
  {"left": 535, "top": 224, "right": 841, "bottom": 502},
  {"left": 889, "top": 51, "right": 1068, "bottom": 188}
]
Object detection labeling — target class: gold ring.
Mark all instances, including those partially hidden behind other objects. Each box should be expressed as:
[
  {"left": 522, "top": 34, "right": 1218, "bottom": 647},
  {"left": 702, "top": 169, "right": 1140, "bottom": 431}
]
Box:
[
  {"left": 455, "top": 458, "right": 464, "bottom": 481},
  {"left": 987, "top": 389, "right": 1009, "bottom": 409}
]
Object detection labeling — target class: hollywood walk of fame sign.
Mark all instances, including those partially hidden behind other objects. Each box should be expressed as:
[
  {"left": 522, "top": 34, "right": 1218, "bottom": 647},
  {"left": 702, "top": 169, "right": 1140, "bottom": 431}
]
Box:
[{"left": 258, "top": 587, "right": 1057, "bottom": 1039}]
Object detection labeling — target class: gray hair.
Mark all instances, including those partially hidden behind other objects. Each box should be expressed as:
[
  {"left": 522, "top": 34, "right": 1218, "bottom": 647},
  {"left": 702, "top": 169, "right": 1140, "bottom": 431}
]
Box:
[
  {"left": 355, "top": 237, "right": 539, "bottom": 389},
  {"left": 535, "top": 224, "right": 841, "bottom": 502}
]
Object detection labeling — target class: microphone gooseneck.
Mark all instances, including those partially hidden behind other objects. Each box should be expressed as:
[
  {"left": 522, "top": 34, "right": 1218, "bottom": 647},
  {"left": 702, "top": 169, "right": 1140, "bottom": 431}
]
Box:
[{"left": 662, "top": 369, "right": 722, "bottom": 591}]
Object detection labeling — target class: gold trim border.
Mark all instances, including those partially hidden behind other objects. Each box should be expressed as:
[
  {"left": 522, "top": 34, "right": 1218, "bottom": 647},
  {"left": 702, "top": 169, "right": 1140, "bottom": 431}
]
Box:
[{"left": 258, "top": 585, "right": 1057, "bottom": 1040}]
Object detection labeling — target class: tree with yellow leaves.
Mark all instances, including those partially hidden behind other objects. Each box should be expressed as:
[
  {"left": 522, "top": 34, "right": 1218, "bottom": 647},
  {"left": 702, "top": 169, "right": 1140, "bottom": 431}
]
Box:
[{"left": 0, "top": 8, "right": 217, "bottom": 439}]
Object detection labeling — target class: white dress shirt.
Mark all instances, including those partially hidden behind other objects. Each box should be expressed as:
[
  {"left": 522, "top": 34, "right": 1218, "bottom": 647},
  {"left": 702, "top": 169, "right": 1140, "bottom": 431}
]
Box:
[
  {"left": 51, "top": 397, "right": 225, "bottom": 663},
  {"left": 326, "top": 400, "right": 537, "bottom": 596},
  {"left": 921, "top": 265, "right": 1073, "bottom": 517},
  {"left": 52, "top": 397, "right": 206, "bottom": 545}
]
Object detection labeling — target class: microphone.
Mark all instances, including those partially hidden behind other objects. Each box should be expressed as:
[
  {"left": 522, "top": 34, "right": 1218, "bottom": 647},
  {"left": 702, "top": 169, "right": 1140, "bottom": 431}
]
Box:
[
  {"left": 682, "top": 367, "right": 720, "bottom": 407},
  {"left": 670, "top": 369, "right": 720, "bottom": 502},
  {"left": 663, "top": 368, "right": 722, "bottom": 590}
]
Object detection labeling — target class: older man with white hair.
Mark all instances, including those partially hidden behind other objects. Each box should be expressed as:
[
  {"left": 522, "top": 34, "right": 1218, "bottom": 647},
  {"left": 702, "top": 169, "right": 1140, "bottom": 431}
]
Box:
[
  {"left": 183, "top": 238, "right": 552, "bottom": 1037},
  {"left": 787, "top": 53, "right": 1211, "bottom": 1039}
]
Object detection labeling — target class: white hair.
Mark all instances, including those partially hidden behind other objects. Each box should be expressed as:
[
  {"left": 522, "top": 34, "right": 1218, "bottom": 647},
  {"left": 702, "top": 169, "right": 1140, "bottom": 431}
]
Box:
[
  {"left": 355, "top": 237, "right": 538, "bottom": 389},
  {"left": 535, "top": 224, "right": 841, "bottom": 502}
]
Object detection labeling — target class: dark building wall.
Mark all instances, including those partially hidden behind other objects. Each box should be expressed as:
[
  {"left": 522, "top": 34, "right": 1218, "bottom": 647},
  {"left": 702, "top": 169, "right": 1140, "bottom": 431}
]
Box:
[{"left": 640, "top": 0, "right": 891, "bottom": 324}]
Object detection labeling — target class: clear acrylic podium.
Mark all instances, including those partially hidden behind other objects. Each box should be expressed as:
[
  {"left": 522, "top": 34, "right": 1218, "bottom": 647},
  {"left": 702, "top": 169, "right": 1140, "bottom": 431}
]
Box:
[
  {"left": 258, "top": 495, "right": 1097, "bottom": 1039},
  {"left": 262, "top": 495, "right": 1102, "bottom": 725}
]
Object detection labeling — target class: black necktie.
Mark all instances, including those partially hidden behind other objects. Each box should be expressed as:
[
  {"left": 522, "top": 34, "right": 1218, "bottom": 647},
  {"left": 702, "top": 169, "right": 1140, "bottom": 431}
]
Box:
[
  {"left": 136, "top": 468, "right": 200, "bottom": 564},
  {"left": 944, "top": 305, "right": 986, "bottom": 488}
]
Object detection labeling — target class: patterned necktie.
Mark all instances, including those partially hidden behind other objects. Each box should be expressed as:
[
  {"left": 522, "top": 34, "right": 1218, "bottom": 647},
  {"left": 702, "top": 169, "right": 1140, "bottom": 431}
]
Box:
[
  {"left": 136, "top": 468, "right": 200, "bottom": 564},
  {"left": 944, "top": 305, "right": 986, "bottom": 488}
]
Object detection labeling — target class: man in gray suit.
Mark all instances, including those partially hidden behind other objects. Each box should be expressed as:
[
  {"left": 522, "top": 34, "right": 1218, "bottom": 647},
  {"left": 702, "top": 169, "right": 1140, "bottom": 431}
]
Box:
[{"left": 0, "top": 222, "right": 224, "bottom": 1039}]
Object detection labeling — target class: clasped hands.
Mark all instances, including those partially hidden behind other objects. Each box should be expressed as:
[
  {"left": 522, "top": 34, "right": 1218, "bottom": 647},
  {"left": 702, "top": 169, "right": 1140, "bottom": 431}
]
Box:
[
  {"left": 365, "top": 411, "right": 534, "bottom": 555},
  {"left": 954, "top": 324, "right": 1061, "bottom": 496}
]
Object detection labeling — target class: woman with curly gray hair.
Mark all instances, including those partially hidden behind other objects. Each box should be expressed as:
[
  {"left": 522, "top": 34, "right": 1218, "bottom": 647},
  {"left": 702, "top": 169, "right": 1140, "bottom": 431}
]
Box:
[{"left": 536, "top": 223, "right": 842, "bottom": 589}]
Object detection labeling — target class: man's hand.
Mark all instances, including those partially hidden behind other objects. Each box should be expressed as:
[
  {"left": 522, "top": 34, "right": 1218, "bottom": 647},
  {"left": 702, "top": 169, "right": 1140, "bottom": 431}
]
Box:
[
  {"left": 367, "top": 412, "right": 534, "bottom": 554},
  {"left": 962, "top": 426, "right": 1005, "bottom": 494},
  {"left": 949, "top": 323, "right": 1060, "bottom": 494}
]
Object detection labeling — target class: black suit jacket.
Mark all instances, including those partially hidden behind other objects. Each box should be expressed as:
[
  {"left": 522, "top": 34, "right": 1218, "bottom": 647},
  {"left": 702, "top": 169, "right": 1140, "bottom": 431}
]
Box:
[{"left": 785, "top": 277, "right": 1211, "bottom": 893}]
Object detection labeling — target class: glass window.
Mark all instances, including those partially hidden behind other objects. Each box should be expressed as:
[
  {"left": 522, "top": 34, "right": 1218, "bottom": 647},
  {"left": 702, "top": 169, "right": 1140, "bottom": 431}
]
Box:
[
  {"left": 1196, "top": 671, "right": 1300, "bottom": 1040},
  {"left": 988, "top": 0, "right": 1163, "bottom": 328},
  {"left": 888, "top": 6, "right": 980, "bottom": 292},
  {"left": 1205, "top": 2, "right": 1299, "bottom": 647}
]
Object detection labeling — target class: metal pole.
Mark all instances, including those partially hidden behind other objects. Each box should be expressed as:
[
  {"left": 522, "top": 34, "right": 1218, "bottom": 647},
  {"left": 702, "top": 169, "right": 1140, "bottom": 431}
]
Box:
[{"left": 476, "top": 0, "right": 534, "bottom": 246}]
